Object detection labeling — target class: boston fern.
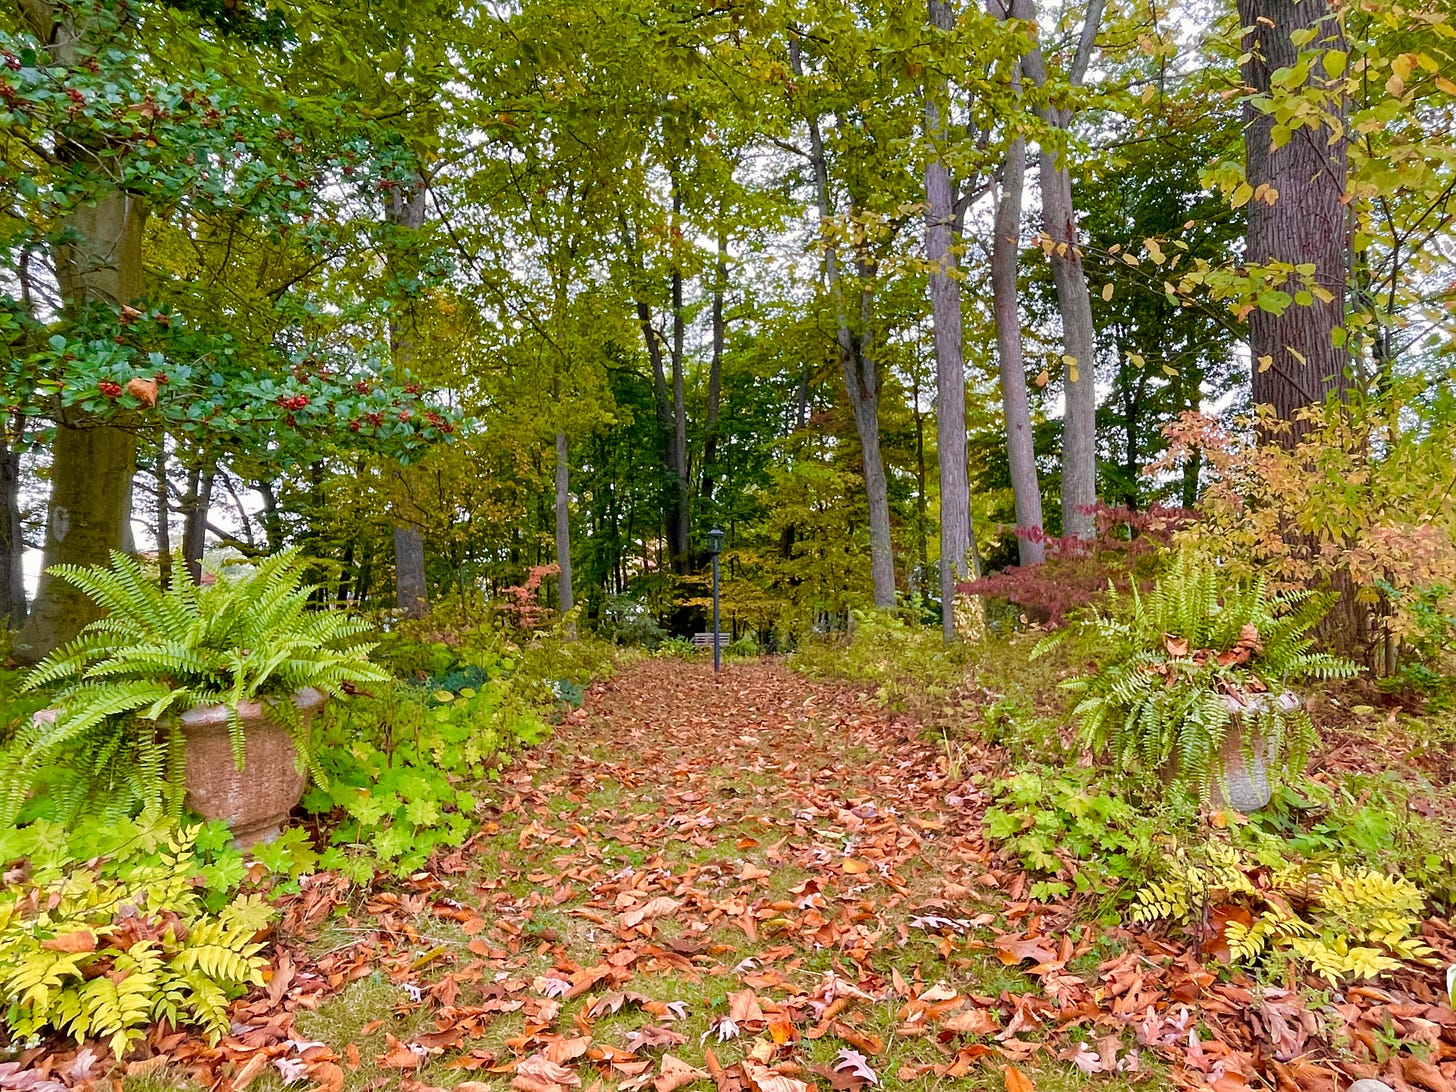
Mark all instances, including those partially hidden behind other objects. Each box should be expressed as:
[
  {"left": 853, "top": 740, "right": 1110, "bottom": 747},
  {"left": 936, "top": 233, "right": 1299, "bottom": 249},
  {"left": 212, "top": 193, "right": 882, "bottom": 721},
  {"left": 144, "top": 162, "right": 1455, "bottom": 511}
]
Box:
[
  {"left": 1037, "top": 552, "right": 1358, "bottom": 800},
  {"left": 1, "top": 549, "right": 388, "bottom": 825}
]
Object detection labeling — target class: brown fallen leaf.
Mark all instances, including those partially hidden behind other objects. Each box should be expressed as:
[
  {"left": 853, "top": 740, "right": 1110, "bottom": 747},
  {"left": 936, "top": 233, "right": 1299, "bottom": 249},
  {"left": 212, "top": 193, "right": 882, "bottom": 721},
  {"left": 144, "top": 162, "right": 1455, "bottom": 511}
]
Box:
[
  {"left": 546, "top": 1036, "right": 593, "bottom": 1065},
  {"left": 513, "top": 1053, "right": 583, "bottom": 1092},
  {"left": 1004, "top": 1065, "right": 1035, "bottom": 1092},
  {"left": 626, "top": 1025, "right": 688, "bottom": 1052},
  {"left": 941, "top": 1009, "right": 996, "bottom": 1035},
  {"left": 742, "top": 1061, "right": 811, "bottom": 1092},
  {"left": 994, "top": 934, "right": 1060, "bottom": 967},
  {"left": 620, "top": 896, "right": 681, "bottom": 928},
  {"left": 41, "top": 931, "right": 97, "bottom": 953},
  {"left": 655, "top": 1054, "right": 711, "bottom": 1092},
  {"left": 379, "top": 1035, "right": 424, "bottom": 1070}
]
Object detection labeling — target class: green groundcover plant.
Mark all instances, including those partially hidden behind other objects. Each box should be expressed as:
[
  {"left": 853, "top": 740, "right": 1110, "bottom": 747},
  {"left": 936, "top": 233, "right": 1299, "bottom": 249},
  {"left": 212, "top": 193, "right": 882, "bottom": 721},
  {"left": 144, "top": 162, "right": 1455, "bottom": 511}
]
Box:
[{"left": 1, "top": 549, "right": 388, "bottom": 826}]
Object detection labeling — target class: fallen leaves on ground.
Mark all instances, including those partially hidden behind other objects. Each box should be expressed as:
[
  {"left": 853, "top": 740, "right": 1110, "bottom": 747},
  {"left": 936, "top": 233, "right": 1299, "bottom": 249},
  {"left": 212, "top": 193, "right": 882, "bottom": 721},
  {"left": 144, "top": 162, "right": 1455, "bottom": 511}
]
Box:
[{"left": 7, "top": 659, "right": 1455, "bottom": 1092}]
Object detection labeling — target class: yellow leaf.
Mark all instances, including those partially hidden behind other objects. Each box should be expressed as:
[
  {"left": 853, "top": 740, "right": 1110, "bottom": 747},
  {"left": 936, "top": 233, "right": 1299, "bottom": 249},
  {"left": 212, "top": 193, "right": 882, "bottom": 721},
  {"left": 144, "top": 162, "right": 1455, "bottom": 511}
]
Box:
[
  {"left": 1102, "top": 283, "right": 1114, "bottom": 301},
  {"left": 1061, "top": 354, "right": 1078, "bottom": 367},
  {"left": 1386, "top": 74, "right": 1405, "bottom": 96},
  {"left": 1391, "top": 53, "right": 1414, "bottom": 82},
  {"left": 1287, "top": 346, "right": 1307, "bottom": 364},
  {"left": 1436, "top": 76, "right": 1456, "bottom": 95},
  {"left": 1068, "top": 365, "right": 1080, "bottom": 383},
  {"left": 1162, "top": 364, "right": 1179, "bottom": 376},
  {"left": 1127, "top": 352, "right": 1145, "bottom": 368},
  {"left": 1034, "top": 370, "right": 1049, "bottom": 387},
  {"left": 1231, "top": 181, "right": 1254, "bottom": 208},
  {"left": 1257, "top": 355, "right": 1273, "bottom": 373},
  {"left": 1324, "top": 49, "right": 1347, "bottom": 78}
]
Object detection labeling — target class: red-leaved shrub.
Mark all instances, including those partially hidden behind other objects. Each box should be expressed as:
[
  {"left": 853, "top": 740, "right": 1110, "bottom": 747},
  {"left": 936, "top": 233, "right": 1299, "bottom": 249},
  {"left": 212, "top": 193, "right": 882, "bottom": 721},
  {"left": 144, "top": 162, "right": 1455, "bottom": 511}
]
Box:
[{"left": 963, "top": 504, "right": 1194, "bottom": 625}]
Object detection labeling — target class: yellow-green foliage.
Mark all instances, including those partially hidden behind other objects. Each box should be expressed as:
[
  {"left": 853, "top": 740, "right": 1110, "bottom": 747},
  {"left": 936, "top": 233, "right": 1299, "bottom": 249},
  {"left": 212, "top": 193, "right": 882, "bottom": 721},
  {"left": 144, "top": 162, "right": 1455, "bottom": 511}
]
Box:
[
  {"left": 0, "top": 826, "right": 269, "bottom": 1057},
  {"left": 1132, "top": 842, "right": 1432, "bottom": 981},
  {"left": 793, "top": 609, "right": 974, "bottom": 708}
]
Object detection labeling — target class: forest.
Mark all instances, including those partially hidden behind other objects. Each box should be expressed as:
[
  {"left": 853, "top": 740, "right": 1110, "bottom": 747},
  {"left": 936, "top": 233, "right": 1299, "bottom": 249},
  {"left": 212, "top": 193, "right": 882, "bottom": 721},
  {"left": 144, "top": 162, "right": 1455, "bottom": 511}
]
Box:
[
  {"left": 3, "top": 0, "right": 1446, "bottom": 657},
  {"left": 2, "top": 0, "right": 1456, "bottom": 1091}
]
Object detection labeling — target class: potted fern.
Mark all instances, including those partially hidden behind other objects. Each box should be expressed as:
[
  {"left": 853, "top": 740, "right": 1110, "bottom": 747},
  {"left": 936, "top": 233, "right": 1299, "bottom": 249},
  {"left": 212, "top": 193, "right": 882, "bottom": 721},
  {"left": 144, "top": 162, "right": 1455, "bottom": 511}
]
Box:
[
  {"left": 1038, "top": 552, "right": 1358, "bottom": 809},
  {"left": 2, "top": 549, "right": 388, "bottom": 845}
]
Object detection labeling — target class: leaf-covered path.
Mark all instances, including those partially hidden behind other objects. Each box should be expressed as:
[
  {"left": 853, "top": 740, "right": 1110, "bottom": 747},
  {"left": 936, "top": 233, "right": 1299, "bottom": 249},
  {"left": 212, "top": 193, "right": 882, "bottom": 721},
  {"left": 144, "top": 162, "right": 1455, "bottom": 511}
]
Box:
[{"left": 141, "top": 657, "right": 1456, "bottom": 1092}]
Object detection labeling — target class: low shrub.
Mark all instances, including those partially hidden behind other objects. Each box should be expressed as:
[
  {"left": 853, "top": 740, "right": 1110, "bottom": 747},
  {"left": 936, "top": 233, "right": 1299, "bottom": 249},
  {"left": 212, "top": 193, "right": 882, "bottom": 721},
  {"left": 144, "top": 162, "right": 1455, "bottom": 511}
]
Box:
[
  {"left": 964, "top": 504, "right": 1190, "bottom": 627},
  {"left": 305, "top": 678, "right": 548, "bottom": 881},
  {"left": 0, "top": 820, "right": 270, "bottom": 1057},
  {"left": 1132, "top": 839, "right": 1433, "bottom": 981},
  {"left": 981, "top": 765, "right": 1174, "bottom": 906},
  {"left": 793, "top": 609, "right": 973, "bottom": 708}
]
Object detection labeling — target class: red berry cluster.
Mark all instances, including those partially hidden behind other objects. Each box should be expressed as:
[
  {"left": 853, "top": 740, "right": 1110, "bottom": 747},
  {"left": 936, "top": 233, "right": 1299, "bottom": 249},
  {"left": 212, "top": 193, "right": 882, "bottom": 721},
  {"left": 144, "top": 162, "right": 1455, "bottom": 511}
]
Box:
[
  {"left": 355, "top": 380, "right": 371, "bottom": 394},
  {"left": 275, "top": 394, "right": 310, "bottom": 410},
  {"left": 98, "top": 381, "right": 123, "bottom": 398}
]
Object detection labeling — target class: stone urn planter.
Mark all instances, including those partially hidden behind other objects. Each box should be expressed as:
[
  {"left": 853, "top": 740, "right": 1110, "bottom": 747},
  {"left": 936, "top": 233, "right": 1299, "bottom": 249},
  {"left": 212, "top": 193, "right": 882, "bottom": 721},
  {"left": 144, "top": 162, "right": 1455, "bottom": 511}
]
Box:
[
  {"left": 1211, "top": 689, "right": 1301, "bottom": 813},
  {"left": 31, "top": 686, "right": 325, "bottom": 848},
  {"left": 179, "top": 687, "right": 327, "bottom": 847}
]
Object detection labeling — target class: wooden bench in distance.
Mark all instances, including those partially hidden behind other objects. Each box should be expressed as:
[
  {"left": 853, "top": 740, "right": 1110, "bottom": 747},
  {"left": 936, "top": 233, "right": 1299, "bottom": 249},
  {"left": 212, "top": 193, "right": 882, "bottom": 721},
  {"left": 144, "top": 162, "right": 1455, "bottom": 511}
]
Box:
[{"left": 692, "top": 632, "right": 730, "bottom": 649}]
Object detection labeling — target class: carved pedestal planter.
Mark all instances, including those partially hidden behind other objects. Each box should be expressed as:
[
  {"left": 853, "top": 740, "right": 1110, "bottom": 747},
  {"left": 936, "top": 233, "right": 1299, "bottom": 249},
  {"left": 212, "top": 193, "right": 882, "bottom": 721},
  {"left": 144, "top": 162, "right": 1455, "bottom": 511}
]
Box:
[
  {"left": 180, "top": 687, "right": 326, "bottom": 847},
  {"left": 1211, "top": 690, "right": 1301, "bottom": 813}
]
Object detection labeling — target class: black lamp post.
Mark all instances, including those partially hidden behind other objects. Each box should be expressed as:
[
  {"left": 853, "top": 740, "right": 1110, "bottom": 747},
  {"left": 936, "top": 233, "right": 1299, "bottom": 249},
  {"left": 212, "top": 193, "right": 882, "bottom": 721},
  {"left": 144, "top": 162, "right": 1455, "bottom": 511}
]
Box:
[{"left": 707, "top": 527, "right": 725, "bottom": 673}]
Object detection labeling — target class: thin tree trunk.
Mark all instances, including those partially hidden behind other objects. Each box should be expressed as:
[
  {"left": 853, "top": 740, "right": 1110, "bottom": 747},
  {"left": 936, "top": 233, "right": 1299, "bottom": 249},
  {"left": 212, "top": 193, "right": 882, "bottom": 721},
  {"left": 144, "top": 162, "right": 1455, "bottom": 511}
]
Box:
[
  {"left": 0, "top": 425, "right": 26, "bottom": 625},
  {"left": 990, "top": 132, "right": 1047, "bottom": 565},
  {"left": 387, "top": 179, "right": 429, "bottom": 617},
  {"left": 555, "top": 429, "right": 574, "bottom": 614},
  {"left": 791, "top": 33, "right": 896, "bottom": 607},
  {"left": 703, "top": 225, "right": 726, "bottom": 503},
  {"left": 182, "top": 460, "right": 214, "bottom": 584},
  {"left": 669, "top": 179, "right": 691, "bottom": 568},
  {"left": 1240, "top": 0, "right": 1350, "bottom": 440},
  {"left": 1015, "top": 0, "right": 1106, "bottom": 541},
  {"left": 155, "top": 439, "right": 172, "bottom": 588},
  {"left": 925, "top": 0, "right": 971, "bottom": 640},
  {"left": 13, "top": 1, "right": 146, "bottom": 662}
]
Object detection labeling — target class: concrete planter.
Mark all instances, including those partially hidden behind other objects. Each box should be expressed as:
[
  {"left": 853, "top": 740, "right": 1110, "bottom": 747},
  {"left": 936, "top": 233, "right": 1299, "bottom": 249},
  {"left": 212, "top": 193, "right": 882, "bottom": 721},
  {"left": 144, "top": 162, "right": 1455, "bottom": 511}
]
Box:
[
  {"left": 1211, "top": 689, "right": 1300, "bottom": 813},
  {"left": 179, "top": 687, "right": 326, "bottom": 847}
]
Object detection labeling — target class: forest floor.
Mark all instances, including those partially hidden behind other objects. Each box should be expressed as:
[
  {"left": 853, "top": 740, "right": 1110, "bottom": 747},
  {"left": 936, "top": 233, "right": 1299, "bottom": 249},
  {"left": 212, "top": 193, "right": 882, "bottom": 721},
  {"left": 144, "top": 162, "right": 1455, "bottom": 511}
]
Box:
[{"left": 107, "top": 657, "right": 1456, "bottom": 1092}]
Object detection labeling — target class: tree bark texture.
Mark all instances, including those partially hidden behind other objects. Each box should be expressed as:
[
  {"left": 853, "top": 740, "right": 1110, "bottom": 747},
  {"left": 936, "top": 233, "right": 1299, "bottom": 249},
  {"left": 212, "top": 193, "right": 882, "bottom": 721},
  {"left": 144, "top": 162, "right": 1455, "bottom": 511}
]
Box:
[
  {"left": 0, "top": 429, "right": 26, "bottom": 625},
  {"left": 182, "top": 460, "right": 215, "bottom": 584},
  {"left": 925, "top": 0, "right": 972, "bottom": 640},
  {"left": 14, "top": 0, "right": 147, "bottom": 662},
  {"left": 555, "top": 429, "right": 574, "bottom": 613},
  {"left": 791, "top": 34, "right": 897, "bottom": 608},
  {"left": 990, "top": 135, "right": 1047, "bottom": 565},
  {"left": 1015, "top": 0, "right": 1105, "bottom": 541},
  {"left": 386, "top": 180, "right": 430, "bottom": 617},
  {"left": 1239, "top": 0, "right": 1350, "bottom": 442}
]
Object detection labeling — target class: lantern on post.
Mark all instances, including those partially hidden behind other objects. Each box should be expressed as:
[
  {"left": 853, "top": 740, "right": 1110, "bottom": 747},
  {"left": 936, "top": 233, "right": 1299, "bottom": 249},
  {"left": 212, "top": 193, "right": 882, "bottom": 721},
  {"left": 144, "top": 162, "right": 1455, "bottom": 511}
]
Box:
[{"left": 707, "top": 528, "right": 725, "bottom": 673}]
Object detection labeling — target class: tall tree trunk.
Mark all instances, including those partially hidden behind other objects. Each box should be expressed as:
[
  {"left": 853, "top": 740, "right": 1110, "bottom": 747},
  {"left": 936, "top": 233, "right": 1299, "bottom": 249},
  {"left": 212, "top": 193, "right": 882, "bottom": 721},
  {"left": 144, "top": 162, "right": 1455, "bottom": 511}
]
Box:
[
  {"left": 990, "top": 135, "right": 1046, "bottom": 565},
  {"left": 703, "top": 225, "right": 726, "bottom": 503},
  {"left": 790, "top": 33, "right": 896, "bottom": 607},
  {"left": 0, "top": 424, "right": 26, "bottom": 626},
  {"left": 1240, "top": 0, "right": 1350, "bottom": 441},
  {"left": 632, "top": 293, "right": 690, "bottom": 573},
  {"left": 925, "top": 0, "right": 971, "bottom": 640},
  {"left": 669, "top": 179, "right": 691, "bottom": 569},
  {"left": 13, "top": 0, "right": 147, "bottom": 663},
  {"left": 387, "top": 180, "right": 430, "bottom": 617},
  {"left": 555, "top": 429, "right": 574, "bottom": 614},
  {"left": 1015, "top": 0, "right": 1106, "bottom": 541}
]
